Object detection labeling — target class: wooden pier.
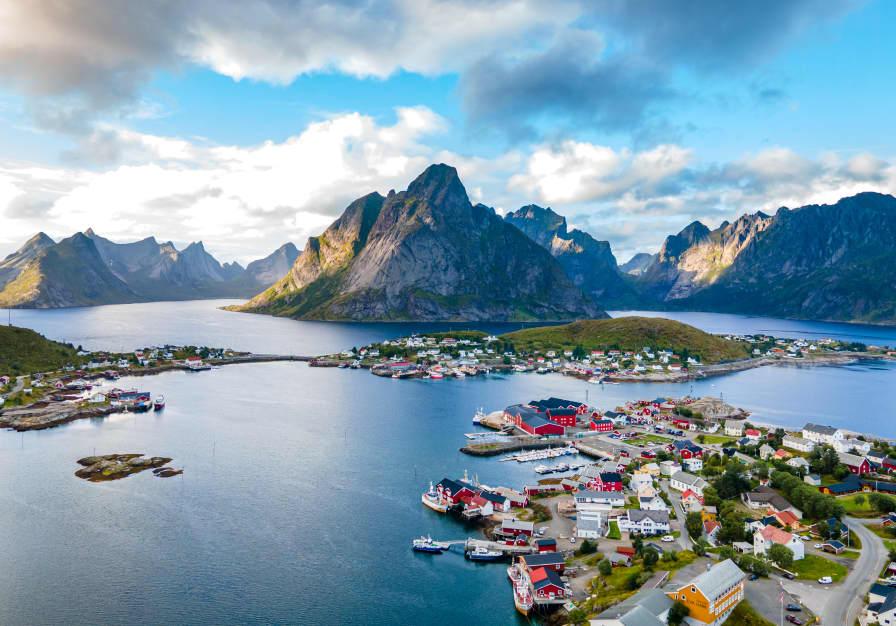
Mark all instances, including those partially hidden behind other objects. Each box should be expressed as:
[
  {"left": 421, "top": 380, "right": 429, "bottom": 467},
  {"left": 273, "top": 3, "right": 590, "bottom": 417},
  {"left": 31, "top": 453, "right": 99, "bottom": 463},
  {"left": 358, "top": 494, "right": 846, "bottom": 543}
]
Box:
[{"left": 434, "top": 538, "right": 537, "bottom": 555}]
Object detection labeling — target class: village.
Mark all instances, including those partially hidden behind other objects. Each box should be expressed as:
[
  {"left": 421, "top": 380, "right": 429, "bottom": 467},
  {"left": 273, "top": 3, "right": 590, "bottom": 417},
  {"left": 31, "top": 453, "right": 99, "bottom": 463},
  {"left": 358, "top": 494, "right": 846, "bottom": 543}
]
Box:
[
  {"left": 416, "top": 395, "right": 896, "bottom": 625},
  {"left": 0, "top": 344, "right": 285, "bottom": 430},
  {"left": 313, "top": 330, "right": 895, "bottom": 383}
]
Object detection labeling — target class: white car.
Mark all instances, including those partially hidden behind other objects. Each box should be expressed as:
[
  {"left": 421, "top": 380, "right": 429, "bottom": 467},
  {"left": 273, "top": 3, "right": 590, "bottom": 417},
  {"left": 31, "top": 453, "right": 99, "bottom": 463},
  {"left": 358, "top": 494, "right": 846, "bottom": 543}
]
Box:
[
  {"left": 569, "top": 536, "right": 577, "bottom": 544},
  {"left": 661, "top": 535, "right": 675, "bottom": 543},
  {"left": 818, "top": 576, "right": 833, "bottom": 584},
  {"left": 813, "top": 544, "right": 823, "bottom": 549},
  {"left": 798, "top": 535, "right": 809, "bottom": 541}
]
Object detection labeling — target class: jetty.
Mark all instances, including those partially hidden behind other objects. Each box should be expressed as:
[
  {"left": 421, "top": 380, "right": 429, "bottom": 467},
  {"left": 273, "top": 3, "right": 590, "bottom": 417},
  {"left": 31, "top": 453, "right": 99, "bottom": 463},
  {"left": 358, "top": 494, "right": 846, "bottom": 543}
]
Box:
[{"left": 433, "top": 538, "right": 537, "bottom": 556}]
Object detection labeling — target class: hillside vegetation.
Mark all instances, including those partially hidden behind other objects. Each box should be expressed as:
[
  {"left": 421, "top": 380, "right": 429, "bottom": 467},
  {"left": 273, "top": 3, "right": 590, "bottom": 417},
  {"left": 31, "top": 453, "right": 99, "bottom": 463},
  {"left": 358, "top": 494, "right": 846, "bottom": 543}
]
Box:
[
  {"left": 0, "top": 326, "right": 80, "bottom": 377},
  {"left": 499, "top": 316, "right": 750, "bottom": 363}
]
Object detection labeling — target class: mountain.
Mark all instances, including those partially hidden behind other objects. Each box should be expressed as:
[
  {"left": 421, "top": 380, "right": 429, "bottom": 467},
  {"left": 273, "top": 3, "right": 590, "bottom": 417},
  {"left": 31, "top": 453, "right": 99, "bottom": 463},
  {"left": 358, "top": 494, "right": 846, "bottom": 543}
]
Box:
[
  {"left": 504, "top": 204, "right": 639, "bottom": 306},
  {"left": 0, "top": 325, "right": 81, "bottom": 377},
  {"left": 680, "top": 192, "right": 896, "bottom": 322},
  {"left": 233, "top": 164, "right": 604, "bottom": 321},
  {"left": 635, "top": 192, "right": 896, "bottom": 323},
  {"left": 0, "top": 233, "right": 138, "bottom": 308},
  {"left": 637, "top": 212, "right": 773, "bottom": 301},
  {"left": 0, "top": 231, "right": 297, "bottom": 308},
  {"left": 619, "top": 253, "right": 655, "bottom": 276},
  {"left": 0, "top": 232, "right": 55, "bottom": 289},
  {"left": 242, "top": 243, "right": 300, "bottom": 285}
]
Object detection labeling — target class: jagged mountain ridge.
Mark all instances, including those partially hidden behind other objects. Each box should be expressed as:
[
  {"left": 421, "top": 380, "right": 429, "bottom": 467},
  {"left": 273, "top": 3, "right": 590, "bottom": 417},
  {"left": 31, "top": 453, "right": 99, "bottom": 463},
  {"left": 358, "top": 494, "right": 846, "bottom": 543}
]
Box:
[
  {"left": 235, "top": 164, "right": 605, "bottom": 321},
  {"left": 0, "top": 231, "right": 297, "bottom": 308},
  {"left": 504, "top": 204, "right": 639, "bottom": 306},
  {"left": 619, "top": 253, "right": 655, "bottom": 275}
]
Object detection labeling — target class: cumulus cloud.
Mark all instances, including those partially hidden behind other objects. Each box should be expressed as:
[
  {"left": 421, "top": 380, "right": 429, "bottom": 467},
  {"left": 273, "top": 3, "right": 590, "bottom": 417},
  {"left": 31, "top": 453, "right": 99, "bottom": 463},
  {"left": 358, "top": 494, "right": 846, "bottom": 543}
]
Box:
[{"left": 0, "top": 106, "right": 450, "bottom": 262}]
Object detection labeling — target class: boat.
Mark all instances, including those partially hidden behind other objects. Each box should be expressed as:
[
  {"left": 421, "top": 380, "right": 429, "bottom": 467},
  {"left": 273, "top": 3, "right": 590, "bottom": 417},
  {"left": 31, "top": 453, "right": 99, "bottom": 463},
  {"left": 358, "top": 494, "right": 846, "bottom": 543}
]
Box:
[
  {"left": 412, "top": 536, "right": 445, "bottom": 553},
  {"left": 534, "top": 464, "right": 551, "bottom": 475},
  {"left": 508, "top": 565, "right": 533, "bottom": 615},
  {"left": 153, "top": 396, "right": 165, "bottom": 411},
  {"left": 467, "top": 545, "right": 503, "bottom": 561},
  {"left": 421, "top": 482, "right": 448, "bottom": 513},
  {"left": 454, "top": 370, "right": 465, "bottom": 378},
  {"left": 429, "top": 372, "right": 443, "bottom": 379},
  {"left": 536, "top": 367, "right": 548, "bottom": 374},
  {"left": 587, "top": 376, "right": 602, "bottom": 384},
  {"left": 472, "top": 407, "right": 486, "bottom": 425}
]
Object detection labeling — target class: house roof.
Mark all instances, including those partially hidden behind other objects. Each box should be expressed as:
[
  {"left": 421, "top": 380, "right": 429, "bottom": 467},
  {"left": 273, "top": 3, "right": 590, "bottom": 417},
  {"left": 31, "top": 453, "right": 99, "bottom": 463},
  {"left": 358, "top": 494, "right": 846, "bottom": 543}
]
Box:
[
  {"left": 746, "top": 429, "right": 761, "bottom": 436},
  {"left": 681, "top": 489, "right": 701, "bottom": 502},
  {"left": 596, "top": 588, "right": 672, "bottom": 623},
  {"left": 478, "top": 491, "right": 506, "bottom": 504},
  {"left": 704, "top": 519, "right": 721, "bottom": 534},
  {"left": 575, "top": 489, "right": 624, "bottom": 501},
  {"left": 530, "top": 397, "right": 586, "bottom": 410},
  {"left": 522, "top": 552, "right": 565, "bottom": 567},
  {"left": 870, "top": 583, "right": 891, "bottom": 599},
  {"left": 503, "top": 518, "right": 535, "bottom": 531},
  {"left": 546, "top": 407, "right": 577, "bottom": 418},
  {"left": 725, "top": 420, "right": 744, "bottom": 430},
  {"left": 838, "top": 451, "right": 868, "bottom": 468},
  {"left": 535, "top": 538, "right": 556, "bottom": 547},
  {"left": 803, "top": 423, "right": 838, "bottom": 436},
  {"left": 599, "top": 472, "right": 623, "bottom": 483},
  {"left": 627, "top": 509, "right": 670, "bottom": 524},
  {"left": 880, "top": 588, "right": 896, "bottom": 615},
  {"left": 760, "top": 525, "right": 796, "bottom": 545},
  {"left": 824, "top": 481, "right": 859, "bottom": 494},
  {"left": 824, "top": 540, "right": 845, "bottom": 549},
  {"left": 677, "top": 558, "right": 745, "bottom": 603},
  {"left": 775, "top": 510, "right": 800, "bottom": 526},
  {"left": 783, "top": 434, "right": 810, "bottom": 445},
  {"left": 670, "top": 471, "right": 708, "bottom": 490},
  {"left": 437, "top": 477, "right": 469, "bottom": 495}
]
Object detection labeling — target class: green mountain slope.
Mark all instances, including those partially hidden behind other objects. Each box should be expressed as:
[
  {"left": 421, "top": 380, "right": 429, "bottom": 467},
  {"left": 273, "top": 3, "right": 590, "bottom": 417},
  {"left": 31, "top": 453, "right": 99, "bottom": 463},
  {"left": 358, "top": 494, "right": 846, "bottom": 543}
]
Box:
[{"left": 0, "top": 326, "right": 80, "bottom": 376}]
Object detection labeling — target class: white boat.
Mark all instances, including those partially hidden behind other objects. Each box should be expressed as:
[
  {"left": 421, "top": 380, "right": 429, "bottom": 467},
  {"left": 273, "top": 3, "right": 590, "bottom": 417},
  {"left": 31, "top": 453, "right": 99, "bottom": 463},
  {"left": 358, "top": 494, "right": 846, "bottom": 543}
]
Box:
[
  {"left": 587, "top": 376, "right": 602, "bottom": 384},
  {"left": 454, "top": 370, "right": 466, "bottom": 378},
  {"left": 153, "top": 395, "right": 165, "bottom": 411},
  {"left": 472, "top": 408, "right": 486, "bottom": 424},
  {"left": 421, "top": 482, "right": 448, "bottom": 513},
  {"left": 468, "top": 545, "right": 503, "bottom": 561},
  {"left": 534, "top": 464, "right": 551, "bottom": 474}
]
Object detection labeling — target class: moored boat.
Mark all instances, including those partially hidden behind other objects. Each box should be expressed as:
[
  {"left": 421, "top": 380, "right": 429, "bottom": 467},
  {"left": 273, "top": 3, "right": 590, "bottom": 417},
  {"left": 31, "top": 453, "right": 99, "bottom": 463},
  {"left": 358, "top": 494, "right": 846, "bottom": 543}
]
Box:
[
  {"left": 412, "top": 536, "right": 445, "bottom": 553},
  {"left": 472, "top": 407, "right": 485, "bottom": 424},
  {"left": 421, "top": 482, "right": 448, "bottom": 513},
  {"left": 467, "top": 545, "right": 503, "bottom": 561},
  {"left": 153, "top": 395, "right": 165, "bottom": 411}
]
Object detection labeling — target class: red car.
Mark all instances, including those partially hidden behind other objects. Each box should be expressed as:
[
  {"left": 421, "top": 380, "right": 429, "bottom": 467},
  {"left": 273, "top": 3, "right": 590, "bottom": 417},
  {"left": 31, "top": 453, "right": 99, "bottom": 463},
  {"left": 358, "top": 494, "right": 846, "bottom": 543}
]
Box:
[
  {"left": 640, "top": 450, "right": 656, "bottom": 459},
  {"left": 785, "top": 616, "right": 802, "bottom": 625},
  {"left": 619, "top": 450, "right": 629, "bottom": 457}
]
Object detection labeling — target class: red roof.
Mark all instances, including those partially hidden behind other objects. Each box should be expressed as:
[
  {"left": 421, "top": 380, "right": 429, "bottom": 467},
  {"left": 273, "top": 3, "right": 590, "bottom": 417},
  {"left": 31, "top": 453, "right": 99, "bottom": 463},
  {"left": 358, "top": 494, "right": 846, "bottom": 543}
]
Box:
[
  {"left": 775, "top": 510, "right": 800, "bottom": 526},
  {"left": 745, "top": 429, "right": 760, "bottom": 436},
  {"left": 529, "top": 567, "right": 548, "bottom": 583},
  {"left": 760, "top": 525, "right": 795, "bottom": 545},
  {"left": 681, "top": 489, "right": 702, "bottom": 503},
  {"left": 704, "top": 519, "right": 721, "bottom": 534}
]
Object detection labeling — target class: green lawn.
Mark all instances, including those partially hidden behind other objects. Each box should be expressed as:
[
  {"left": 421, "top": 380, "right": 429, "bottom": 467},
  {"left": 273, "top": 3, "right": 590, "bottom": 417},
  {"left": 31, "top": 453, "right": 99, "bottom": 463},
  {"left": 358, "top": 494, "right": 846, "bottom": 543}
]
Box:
[
  {"left": 640, "top": 434, "right": 673, "bottom": 444},
  {"left": 790, "top": 554, "right": 848, "bottom": 582},
  {"left": 864, "top": 524, "right": 896, "bottom": 552},
  {"left": 840, "top": 493, "right": 874, "bottom": 515},
  {"left": 840, "top": 550, "right": 861, "bottom": 559},
  {"left": 607, "top": 521, "right": 622, "bottom": 540},
  {"left": 700, "top": 435, "right": 736, "bottom": 445}
]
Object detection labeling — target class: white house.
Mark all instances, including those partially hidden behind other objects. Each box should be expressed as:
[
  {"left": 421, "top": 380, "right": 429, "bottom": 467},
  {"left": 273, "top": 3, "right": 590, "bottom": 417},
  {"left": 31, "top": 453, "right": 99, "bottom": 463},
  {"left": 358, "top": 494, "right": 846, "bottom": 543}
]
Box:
[
  {"left": 630, "top": 473, "right": 654, "bottom": 491},
  {"left": 669, "top": 471, "right": 709, "bottom": 497},
  {"left": 782, "top": 434, "right": 815, "bottom": 453},
  {"left": 759, "top": 444, "right": 775, "bottom": 460},
  {"left": 684, "top": 458, "right": 703, "bottom": 472},
  {"left": 786, "top": 457, "right": 810, "bottom": 470},
  {"left": 618, "top": 509, "right": 671, "bottom": 534},
  {"left": 802, "top": 423, "right": 844, "bottom": 446},
  {"left": 659, "top": 460, "right": 681, "bottom": 476},
  {"left": 577, "top": 511, "right": 605, "bottom": 539},
  {"left": 639, "top": 495, "right": 668, "bottom": 511},
  {"left": 574, "top": 490, "right": 624, "bottom": 508},
  {"left": 834, "top": 438, "right": 872, "bottom": 455},
  {"left": 753, "top": 525, "right": 805, "bottom": 560}
]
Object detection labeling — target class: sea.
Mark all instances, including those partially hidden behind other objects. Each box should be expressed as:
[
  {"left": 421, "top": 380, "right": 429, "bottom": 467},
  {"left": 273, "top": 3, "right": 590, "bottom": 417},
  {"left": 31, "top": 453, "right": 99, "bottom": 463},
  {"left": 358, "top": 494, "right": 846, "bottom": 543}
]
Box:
[{"left": 1, "top": 300, "right": 895, "bottom": 625}]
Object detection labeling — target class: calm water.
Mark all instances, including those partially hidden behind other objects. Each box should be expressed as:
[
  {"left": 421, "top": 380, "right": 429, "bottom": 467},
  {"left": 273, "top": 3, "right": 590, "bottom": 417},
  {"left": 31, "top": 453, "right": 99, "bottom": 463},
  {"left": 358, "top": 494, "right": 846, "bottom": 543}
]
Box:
[{"left": 1, "top": 301, "right": 896, "bottom": 625}]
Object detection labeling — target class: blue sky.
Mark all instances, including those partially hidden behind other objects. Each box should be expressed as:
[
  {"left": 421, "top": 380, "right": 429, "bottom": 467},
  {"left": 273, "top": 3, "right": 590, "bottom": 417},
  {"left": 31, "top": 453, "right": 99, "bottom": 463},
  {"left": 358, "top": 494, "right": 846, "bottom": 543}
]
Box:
[{"left": 0, "top": 0, "right": 894, "bottom": 264}]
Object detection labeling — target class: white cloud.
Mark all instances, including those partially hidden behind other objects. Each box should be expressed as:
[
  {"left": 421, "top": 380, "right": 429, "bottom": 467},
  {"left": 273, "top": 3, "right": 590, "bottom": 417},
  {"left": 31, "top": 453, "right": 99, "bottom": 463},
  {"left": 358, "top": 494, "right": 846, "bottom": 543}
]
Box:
[{"left": 508, "top": 141, "right": 691, "bottom": 203}]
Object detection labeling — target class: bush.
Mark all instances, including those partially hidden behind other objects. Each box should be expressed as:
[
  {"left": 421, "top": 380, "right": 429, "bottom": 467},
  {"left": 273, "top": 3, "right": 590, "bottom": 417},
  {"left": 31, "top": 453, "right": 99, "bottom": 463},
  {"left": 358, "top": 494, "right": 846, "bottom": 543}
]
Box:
[
  {"left": 643, "top": 547, "right": 659, "bottom": 568},
  {"left": 598, "top": 558, "right": 612, "bottom": 576},
  {"left": 768, "top": 543, "right": 794, "bottom": 569},
  {"left": 668, "top": 602, "right": 690, "bottom": 626},
  {"left": 577, "top": 538, "right": 598, "bottom": 555}
]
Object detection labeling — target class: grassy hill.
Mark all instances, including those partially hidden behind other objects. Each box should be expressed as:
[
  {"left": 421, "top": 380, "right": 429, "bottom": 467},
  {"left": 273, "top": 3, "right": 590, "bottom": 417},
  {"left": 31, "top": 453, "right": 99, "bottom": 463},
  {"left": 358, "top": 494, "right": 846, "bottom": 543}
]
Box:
[
  {"left": 499, "top": 316, "right": 750, "bottom": 363},
  {"left": 0, "top": 326, "right": 80, "bottom": 377}
]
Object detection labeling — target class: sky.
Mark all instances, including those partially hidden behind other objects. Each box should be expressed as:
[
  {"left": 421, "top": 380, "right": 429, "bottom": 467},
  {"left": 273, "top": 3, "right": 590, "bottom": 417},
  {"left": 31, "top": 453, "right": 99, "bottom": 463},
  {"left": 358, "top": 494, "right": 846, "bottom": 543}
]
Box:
[{"left": 1, "top": 0, "right": 895, "bottom": 265}]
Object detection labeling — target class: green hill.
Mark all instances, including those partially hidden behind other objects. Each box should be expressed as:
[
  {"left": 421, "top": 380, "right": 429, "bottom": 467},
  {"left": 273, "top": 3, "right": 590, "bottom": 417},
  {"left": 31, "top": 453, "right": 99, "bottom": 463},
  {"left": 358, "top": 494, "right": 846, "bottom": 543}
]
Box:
[
  {"left": 0, "top": 326, "right": 80, "bottom": 377},
  {"left": 499, "top": 316, "right": 750, "bottom": 363}
]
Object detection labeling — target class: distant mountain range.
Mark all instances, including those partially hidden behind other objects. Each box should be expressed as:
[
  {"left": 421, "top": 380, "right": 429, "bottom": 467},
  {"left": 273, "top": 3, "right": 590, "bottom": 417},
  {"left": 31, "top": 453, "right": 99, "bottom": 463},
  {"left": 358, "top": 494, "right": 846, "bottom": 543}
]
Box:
[
  {"left": 230, "top": 164, "right": 604, "bottom": 321},
  {"left": 0, "top": 231, "right": 297, "bottom": 308},
  {"left": 5, "top": 164, "right": 895, "bottom": 324}
]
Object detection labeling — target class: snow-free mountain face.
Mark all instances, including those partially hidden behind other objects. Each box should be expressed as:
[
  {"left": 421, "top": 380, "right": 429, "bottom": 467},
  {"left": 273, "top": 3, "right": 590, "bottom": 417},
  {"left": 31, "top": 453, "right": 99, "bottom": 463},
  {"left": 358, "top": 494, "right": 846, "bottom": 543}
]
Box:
[
  {"left": 0, "top": 231, "right": 295, "bottom": 308},
  {"left": 237, "top": 164, "right": 604, "bottom": 321},
  {"left": 619, "top": 253, "right": 655, "bottom": 276},
  {"left": 504, "top": 204, "right": 639, "bottom": 306}
]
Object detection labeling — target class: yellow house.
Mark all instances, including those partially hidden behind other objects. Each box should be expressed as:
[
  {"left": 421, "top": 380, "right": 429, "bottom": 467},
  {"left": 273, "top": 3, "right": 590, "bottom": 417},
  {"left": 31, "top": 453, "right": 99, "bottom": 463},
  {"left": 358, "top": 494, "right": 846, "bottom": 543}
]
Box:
[
  {"left": 635, "top": 462, "right": 661, "bottom": 478},
  {"left": 700, "top": 506, "right": 717, "bottom": 523},
  {"left": 666, "top": 559, "right": 745, "bottom": 625}
]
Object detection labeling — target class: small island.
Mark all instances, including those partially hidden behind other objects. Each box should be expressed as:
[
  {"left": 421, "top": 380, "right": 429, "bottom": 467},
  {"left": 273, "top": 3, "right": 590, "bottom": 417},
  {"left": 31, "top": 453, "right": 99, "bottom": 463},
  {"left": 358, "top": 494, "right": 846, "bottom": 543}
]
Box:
[{"left": 74, "top": 454, "right": 181, "bottom": 481}]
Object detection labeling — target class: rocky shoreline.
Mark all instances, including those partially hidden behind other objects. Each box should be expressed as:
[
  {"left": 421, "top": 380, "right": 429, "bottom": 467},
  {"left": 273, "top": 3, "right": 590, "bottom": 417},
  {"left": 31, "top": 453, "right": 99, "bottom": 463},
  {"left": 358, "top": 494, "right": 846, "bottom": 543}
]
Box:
[{"left": 74, "top": 454, "right": 182, "bottom": 481}]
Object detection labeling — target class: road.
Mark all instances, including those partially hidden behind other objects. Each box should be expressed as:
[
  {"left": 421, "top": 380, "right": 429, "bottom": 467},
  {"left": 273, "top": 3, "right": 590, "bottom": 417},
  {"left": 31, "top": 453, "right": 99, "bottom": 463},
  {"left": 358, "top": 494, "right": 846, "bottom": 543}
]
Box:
[
  {"left": 785, "top": 517, "right": 886, "bottom": 625},
  {"left": 659, "top": 478, "right": 692, "bottom": 552}
]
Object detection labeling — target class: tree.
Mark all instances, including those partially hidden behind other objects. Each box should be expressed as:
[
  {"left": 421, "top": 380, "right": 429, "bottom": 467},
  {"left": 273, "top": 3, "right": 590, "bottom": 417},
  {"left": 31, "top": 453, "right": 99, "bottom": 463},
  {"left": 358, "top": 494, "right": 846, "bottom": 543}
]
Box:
[
  {"left": 598, "top": 558, "right": 612, "bottom": 576},
  {"left": 578, "top": 538, "right": 597, "bottom": 555},
  {"left": 685, "top": 512, "right": 704, "bottom": 540},
  {"left": 854, "top": 493, "right": 866, "bottom": 507},
  {"left": 632, "top": 535, "right": 644, "bottom": 557},
  {"left": 566, "top": 607, "right": 588, "bottom": 625},
  {"left": 668, "top": 602, "right": 690, "bottom": 626},
  {"left": 702, "top": 486, "right": 721, "bottom": 508},
  {"left": 768, "top": 543, "right": 794, "bottom": 569},
  {"left": 642, "top": 547, "right": 659, "bottom": 568},
  {"left": 833, "top": 463, "right": 851, "bottom": 480}
]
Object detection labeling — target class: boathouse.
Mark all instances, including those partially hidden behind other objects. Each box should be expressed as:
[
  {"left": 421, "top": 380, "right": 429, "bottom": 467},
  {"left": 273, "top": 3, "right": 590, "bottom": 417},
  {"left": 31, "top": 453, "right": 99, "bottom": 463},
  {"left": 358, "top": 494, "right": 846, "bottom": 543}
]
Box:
[
  {"left": 503, "top": 405, "right": 565, "bottom": 436},
  {"left": 436, "top": 477, "right": 475, "bottom": 504},
  {"left": 589, "top": 418, "right": 612, "bottom": 432},
  {"left": 534, "top": 538, "right": 556, "bottom": 552},
  {"left": 520, "top": 552, "right": 565, "bottom": 573},
  {"left": 501, "top": 518, "right": 534, "bottom": 538},
  {"left": 545, "top": 407, "right": 577, "bottom": 428},
  {"left": 529, "top": 567, "right": 568, "bottom": 600}
]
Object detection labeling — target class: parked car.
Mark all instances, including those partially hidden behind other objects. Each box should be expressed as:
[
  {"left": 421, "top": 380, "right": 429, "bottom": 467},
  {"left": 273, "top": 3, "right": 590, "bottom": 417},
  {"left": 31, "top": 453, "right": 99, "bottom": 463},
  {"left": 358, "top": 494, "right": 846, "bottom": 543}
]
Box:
[
  {"left": 818, "top": 576, "right": 832, "bottom": 584},
  {"left": 785, "top": 604, "right": 802, "bottom": 612},
  {"left": 785, "top": 616, "right": 803, "bottom": 625},
  {"left": 569, "top": 537, "right": 576, "bottom": 544},
  {"left": 813, "top": 544, "right": 823, "bottom": 549},
  {"left": 748, "top": 573, "right": 758, "bottom": 581},
  {"left": 619, "top": 450, "right": 629, "bottom": 457},
  {"left": 798, "top": 535, "right": 809, "bottom": 541},
  {"left": 661, "top": 535, "right": 674, "bottom": 543},
  {"left": 781, "top": 572, "right": 795, "bottom": 580}
]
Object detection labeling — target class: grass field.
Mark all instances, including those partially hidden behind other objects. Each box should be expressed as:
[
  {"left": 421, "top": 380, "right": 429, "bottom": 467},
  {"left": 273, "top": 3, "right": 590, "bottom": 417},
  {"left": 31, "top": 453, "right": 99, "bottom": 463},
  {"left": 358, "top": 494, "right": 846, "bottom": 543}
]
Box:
[
  {"left": 723, "top": 600, "right": 775, "bottom": 626},
  {"left": 640, "top": 434, "right": 674, "bottom": 444},
  {"left": 699, "top": 434, "right": 736, "bottom": 445},
  {"left": 790, "top": 554, "right": 848, "bottom": 582},
  {"left": 839, "top": 494, "right": 877, "bottom": 517}
]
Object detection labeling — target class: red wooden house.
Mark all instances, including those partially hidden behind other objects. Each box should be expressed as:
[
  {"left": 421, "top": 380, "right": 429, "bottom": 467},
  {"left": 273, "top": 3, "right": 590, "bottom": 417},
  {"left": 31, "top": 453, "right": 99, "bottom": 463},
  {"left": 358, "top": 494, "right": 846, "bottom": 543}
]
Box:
[
  {"left": 504, "top": 405, "right": 565, "bottom": 436},
  {"left": 436, "top": 477, "right": 475, "bottom": 505},
  {"left": 534, "top": 538, "right": 557, "bottom": 552},
  {"left": 530, "top": 567, "right": 568, "bottom": 600},
  {"left": 588, "top": 472, "right": 623, "bottom": 492},
  {"left": 590, "top": 419, "right": 612, "bottom": 432},
  {"left": 521, "top": 552, "right": 565, "bottom": 573},
  {"left": 545, "top": 407, "right": 577, "bottom": 428}
]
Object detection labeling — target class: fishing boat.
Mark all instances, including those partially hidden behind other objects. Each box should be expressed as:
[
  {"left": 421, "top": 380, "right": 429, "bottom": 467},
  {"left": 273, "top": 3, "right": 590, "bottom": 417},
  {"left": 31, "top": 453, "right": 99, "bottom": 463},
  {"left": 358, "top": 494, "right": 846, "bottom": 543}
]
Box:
[
  {"left": 421, "top": 482, "right": 448, "bottom": 513},
  {"left": 429, "top": 372, "right": 443, "bottom": 379},
  {"left": 508, "top": 565, "right": 533, "bottom": 615},
  {"left": 454, "top": 370, "right": 466, "bottom": 378},
  {"left": 467, "top": 545, "right": 503, "bottom": 561},
  {"left": 412, "top": 536, "right": 445, "bottom": 553},
  {"left": 472, "top": 407, "right": 486, "bottom": 425},
  {"left": 153, "top": 395, "right": 165, "bottom": 411}
]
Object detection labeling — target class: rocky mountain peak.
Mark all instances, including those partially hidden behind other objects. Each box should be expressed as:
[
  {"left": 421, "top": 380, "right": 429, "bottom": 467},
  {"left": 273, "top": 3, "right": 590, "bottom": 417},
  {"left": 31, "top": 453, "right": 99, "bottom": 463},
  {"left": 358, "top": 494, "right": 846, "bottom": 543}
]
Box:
[{"left": 405, "top": 163, "right": 467, "bottom": 209}]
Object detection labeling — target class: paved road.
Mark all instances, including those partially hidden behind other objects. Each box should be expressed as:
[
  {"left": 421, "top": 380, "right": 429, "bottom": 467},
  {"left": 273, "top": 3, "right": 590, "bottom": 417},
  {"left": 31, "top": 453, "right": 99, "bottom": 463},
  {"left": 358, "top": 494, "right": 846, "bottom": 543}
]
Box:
[
  {"left": 659, "top": 479, "right": 692, "bottom": 552},
  {"left": 795, "top": 517, "right": 887, "bottom": 625}
]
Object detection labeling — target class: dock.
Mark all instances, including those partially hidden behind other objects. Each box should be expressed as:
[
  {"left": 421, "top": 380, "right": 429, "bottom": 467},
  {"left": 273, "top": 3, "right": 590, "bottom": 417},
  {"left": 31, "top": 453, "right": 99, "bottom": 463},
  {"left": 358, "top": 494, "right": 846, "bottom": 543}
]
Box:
[{"left": 434, "top": 538, "right": 537, "bottom": 555}]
